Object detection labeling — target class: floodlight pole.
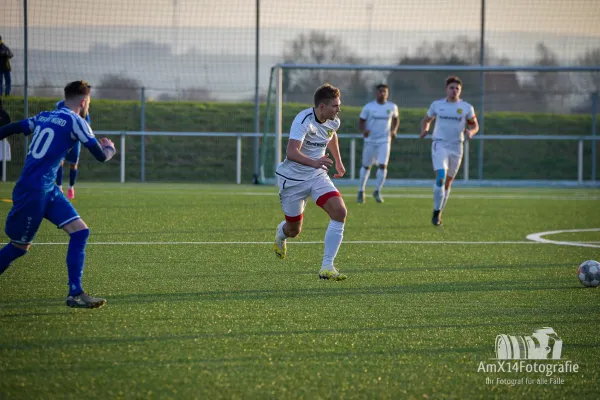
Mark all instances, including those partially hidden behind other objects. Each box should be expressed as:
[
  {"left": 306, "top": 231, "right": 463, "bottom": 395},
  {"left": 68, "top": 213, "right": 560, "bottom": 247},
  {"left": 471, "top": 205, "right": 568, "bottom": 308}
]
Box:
[
  {"left": 253, "top": 0, "right": 261, "bottom": 183},
  {"left": 478, "top": 0, "right": 486, "bottom": 180}
]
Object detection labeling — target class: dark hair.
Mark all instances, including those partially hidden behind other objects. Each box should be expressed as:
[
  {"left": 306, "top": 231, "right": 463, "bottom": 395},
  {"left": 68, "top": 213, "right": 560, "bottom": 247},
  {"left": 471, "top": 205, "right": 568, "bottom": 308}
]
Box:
[
  {"left": 64, "top": 80, "right": 92, "bottom": 100},
  {"left": 375, "top": 84, "right": 389, "bottom": 91},
  {"left": 314, "top": 83, "right": 340, "bottom": 106},
  {"left": 446, "top": 76, "right": 462, "bottom": 87}
]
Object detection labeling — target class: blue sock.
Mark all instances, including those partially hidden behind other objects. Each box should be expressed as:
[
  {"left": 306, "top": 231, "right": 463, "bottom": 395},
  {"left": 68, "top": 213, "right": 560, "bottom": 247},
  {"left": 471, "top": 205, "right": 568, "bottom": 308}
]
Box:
[
  {"left": 56, "top": 165, "right": 63, "bottom": 186},
  {"left": 0, "top": 243, "right": 27, "bottom": 275},
  {"left": 69, "top": 168, "right": 78, "bottom": 187},
  {"left": 66, "top": 229, "right": 90, "bottom": 296}
]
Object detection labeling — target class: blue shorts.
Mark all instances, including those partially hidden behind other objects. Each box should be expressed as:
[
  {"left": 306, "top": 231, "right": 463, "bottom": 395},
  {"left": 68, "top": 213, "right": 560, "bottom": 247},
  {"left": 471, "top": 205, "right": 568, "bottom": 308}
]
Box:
[
  {"left": 64, "top": 142, "right": 81, "bottom": 164},
  {"left": 5, "top": 185, "right": 80, "bottom": 244}
]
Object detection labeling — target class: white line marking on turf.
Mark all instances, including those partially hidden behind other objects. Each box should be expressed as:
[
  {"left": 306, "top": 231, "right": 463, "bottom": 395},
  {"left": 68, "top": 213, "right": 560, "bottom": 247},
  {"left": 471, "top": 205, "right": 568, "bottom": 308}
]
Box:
[
  {"left": 32, "top": 240, "right": 541, "bottom": 246},
  {"left": 526, "top": 228, "right": 600, "bottom": 249},
  {"left": 79, "top": 190, "right": 600, "bottom": 201}
]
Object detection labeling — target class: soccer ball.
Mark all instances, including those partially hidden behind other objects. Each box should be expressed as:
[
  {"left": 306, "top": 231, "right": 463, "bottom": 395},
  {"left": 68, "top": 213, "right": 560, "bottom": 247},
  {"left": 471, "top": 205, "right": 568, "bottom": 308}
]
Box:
[{"left": 578, "top": 260, "right": 600, "bottom": 287}]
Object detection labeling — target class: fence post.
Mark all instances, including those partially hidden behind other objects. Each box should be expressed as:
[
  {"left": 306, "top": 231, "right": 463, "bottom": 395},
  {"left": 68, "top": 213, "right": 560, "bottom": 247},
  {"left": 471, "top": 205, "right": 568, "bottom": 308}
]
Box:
[
  {"left": 274, "top": 67, "right": 283, "bottom": 174},
  {"left": 464, "top": 140, "right": 470, "bottom": 181},
  {"left": 1, "top": 140, "right": 6, "bottom": 182},
  {"left": 141, "top": 87, "right": 146, "bottom": 182},
  {"left": 592, "top": 92, "right": 598, "bottom": 182},
  {"left": 350, "top": 138, "right": 356, "bottom": 180},
  {"left": 236, "top": 134, "right": 242, "bottom": 184},
  {"left": 120, "top": 133, "right": 126, "bottom": 183},
  {"left": 578, "top": 140, "right": 583, "bottom": 184}
]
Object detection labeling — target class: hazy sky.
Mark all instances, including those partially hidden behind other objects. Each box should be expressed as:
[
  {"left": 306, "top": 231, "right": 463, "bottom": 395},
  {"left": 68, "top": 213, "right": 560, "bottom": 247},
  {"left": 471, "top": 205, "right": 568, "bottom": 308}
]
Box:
[
  {"left": 2, "top": 0, "right": 600, "bottom": 37},
  {"left": 2, "top": 0, "right": 599, "bottom": 99}
]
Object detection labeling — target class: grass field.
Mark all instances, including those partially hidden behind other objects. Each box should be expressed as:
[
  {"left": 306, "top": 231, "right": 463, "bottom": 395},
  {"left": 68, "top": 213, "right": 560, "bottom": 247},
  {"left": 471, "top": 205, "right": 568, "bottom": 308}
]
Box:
[{"left": 0, "top": 183, "right": 599, "bottom": 399}]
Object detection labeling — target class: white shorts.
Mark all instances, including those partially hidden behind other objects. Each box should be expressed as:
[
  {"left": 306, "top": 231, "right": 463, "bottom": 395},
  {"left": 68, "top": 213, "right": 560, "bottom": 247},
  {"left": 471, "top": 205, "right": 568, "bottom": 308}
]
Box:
[
  {"left": 362, "top": 142, "right": 391, "bottom": 167},
  {"left": 277, "top": 173, "right": 341, "bottom": 221},
  {"left": 432, "top": 141, "right": 463, "bottom": 177}
]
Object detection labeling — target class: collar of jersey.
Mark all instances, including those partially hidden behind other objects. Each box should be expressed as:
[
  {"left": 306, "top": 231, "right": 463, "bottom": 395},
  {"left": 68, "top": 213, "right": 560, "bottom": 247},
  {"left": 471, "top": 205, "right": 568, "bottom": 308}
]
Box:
[{"left": 312, "top": 108, "right": 326, "bottom": 124}]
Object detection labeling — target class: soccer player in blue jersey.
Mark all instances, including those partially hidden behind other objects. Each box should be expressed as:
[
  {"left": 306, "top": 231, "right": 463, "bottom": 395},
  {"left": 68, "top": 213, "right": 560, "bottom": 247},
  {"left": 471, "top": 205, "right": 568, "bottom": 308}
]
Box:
[
  {"left": 55, "top": 100, "right": 89, "bottom": 199},
  {"left": 0, "top": 80, "right": 116, "bottom": 308}
]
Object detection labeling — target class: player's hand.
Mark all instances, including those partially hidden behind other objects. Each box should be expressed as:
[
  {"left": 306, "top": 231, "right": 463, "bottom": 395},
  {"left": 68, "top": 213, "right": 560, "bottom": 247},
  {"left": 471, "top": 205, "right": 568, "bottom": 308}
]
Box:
[
  {"left": 98, "top": 137, "right": 115, "bottom": 149},
  {"left": 464, "top": 130, "right": 473, "bottom": 140},
  {"left": 363, "top": 130, "right": 370, "bottom": 138},
  {"left": 419, "top": 130, "right": 428, "bottom": 139},
  {"left": 333, "top": 162, "right": 346, "bottom": 178},
  {"left": 312, "top": 154, "right": 334, "bottom": 171}
]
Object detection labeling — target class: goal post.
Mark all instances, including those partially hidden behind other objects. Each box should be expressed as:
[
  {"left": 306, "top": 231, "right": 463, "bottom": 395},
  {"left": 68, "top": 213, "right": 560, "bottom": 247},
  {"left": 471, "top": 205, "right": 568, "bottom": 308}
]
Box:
[{"left": 259, "top": 63, "right": 600, "bottom": 185}]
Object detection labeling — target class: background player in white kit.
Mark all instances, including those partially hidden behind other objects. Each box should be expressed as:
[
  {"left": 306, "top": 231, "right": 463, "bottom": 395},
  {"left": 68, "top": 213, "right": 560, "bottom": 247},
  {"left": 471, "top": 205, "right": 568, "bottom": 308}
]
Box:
[
  {"left": 273, "top": 84, "right": 348, "bottom": 281},
  {"left": 357, "top": 84, "right": 399, "bottom": 204},
  {"left": 420, "top": 76, "right": 479, "bottom": 226}
]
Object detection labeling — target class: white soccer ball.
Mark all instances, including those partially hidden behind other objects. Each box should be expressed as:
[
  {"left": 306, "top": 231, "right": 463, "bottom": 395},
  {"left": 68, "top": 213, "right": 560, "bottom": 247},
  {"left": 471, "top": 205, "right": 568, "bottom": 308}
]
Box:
[{"left": 578, "top": 260, "right": 600, "bottom": 287}]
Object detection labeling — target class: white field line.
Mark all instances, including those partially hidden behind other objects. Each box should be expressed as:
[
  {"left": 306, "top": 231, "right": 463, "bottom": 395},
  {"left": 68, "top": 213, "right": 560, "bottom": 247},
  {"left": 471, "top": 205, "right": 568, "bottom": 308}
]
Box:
[
  {"left": 74, "top": 191, "right": 600, "bottom": 200},
  {"left": 32, "top": 240, "right": 548, "bottom": 246},
  {"left": 526, "top": 228, "right": 600, "bottom": 249}
]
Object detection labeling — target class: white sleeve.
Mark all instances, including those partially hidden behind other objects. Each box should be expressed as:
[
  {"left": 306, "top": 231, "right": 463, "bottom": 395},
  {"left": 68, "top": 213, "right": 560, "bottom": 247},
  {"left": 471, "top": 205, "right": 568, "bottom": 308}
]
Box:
[
  {"left": 466, "top": 105, "right": 477, "bottom": 122},
  {"left": 393, "top": 104, "right": 399, "bottom": 118},
  {"left": 289, "top": 121, "right": 309, "bottom": 141},
  {"left": 426, "top": 102, "right": 437, "bottom": 118},
  {"left": 359, "top": 105, "right": 369, "bottom": 120}
]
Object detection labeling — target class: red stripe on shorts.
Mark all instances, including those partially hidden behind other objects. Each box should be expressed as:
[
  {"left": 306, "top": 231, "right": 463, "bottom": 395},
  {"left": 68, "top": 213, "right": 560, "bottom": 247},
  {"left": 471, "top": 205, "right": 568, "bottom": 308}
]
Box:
[
  {"left": 285, "top": 214, "right": 303, "bottom": 222},
  {"left": 316, "top": 191, "right": 341, "bottom": 208}
]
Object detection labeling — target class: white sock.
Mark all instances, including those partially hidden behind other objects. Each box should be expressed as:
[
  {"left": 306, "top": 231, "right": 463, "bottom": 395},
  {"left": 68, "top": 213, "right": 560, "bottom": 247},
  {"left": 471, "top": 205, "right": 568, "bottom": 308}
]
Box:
[
  {"left": 441, "top": 187, "right": 451, "bottom": 210},
  {"left": 433, "top": 185, "right": 445, "bottom": 211},
  {"left": 277, "top": 221, "right": 288, "bottom": 240},
  {"left": 359, "top": 167, "right": 370, "bottom": 192},
  {"left": 375, "top": 168, "right": 387, "bottom": 192},
  {"left": 322, "top": 220, "right": 344, "bottom": 268}
]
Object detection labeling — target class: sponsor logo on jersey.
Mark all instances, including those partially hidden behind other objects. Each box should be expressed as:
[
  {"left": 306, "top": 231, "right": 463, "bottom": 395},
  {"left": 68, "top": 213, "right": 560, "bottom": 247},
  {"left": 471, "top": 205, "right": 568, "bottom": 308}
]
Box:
[
  {"left": 306, "top": 140, "right": 327, "bottom": 148},
  {"left": 457, "top": 108, "right": 463, "bottom": 114},
  {"left": 439, "top": 115, "right": 463, "bottom": 122}
]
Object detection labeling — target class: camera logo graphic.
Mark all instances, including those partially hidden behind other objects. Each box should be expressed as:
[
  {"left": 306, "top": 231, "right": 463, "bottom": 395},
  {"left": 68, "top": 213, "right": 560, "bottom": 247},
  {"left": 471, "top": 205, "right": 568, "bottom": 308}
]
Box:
[{"left": 495, "top": 327, "right": 563, "bottom": 360}]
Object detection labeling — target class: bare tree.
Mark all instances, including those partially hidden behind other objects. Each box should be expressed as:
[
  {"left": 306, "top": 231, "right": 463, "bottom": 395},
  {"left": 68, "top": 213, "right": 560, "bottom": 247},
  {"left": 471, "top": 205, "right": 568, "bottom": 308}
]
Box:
[
  {"left": 572, "top": 48, "right": 600, "bottom": 113},
  {"left": 95, "top": 74, "right": 142, "bottom": 100},
  {"left": 388, "top": 36, "right": 520, "bottom": 110},
  {"left": 282, "top": 31, "right": 370, "bottom": 106}
]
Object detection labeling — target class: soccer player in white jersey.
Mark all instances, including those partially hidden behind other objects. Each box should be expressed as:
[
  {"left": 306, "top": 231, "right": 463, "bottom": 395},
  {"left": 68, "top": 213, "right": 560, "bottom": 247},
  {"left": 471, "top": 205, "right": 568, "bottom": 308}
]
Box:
[
  {"left": 273, "top": 84, "right": 348, "bottom": 281},
  {"left": 357, "top": 84, "right": 399, "bottom": 204},
  {"left": 420, "top": 76, "right": 479, "bottom": 226}
]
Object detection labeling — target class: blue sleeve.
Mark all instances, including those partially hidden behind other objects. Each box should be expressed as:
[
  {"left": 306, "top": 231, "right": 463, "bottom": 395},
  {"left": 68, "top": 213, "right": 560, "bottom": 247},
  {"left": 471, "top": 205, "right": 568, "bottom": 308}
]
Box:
[
  {"left": 0, "top": 119, "right": 35, "bottom": 140},
  {"left": 87, "top": 141, "right": 115, "bottom": 162}
]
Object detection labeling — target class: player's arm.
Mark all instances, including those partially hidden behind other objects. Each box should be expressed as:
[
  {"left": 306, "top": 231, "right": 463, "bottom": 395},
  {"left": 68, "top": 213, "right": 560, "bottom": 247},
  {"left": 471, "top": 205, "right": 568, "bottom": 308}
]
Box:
[
  {"left": 286, "top": 120, "right": 333, "bottom": 170},
  {"left": 391, "top": 105, "right": 400, "bottom": 139},
  {"left": 358, "top": 118, "right": 370, "bottom": 137},
  {"left": 420, "top": 103, "right": 436, "bottom": 138},
  {"left": 326, "top": 132, "right": 345, "bottom": 178},
  {"left": 0, "top": 118, "right": 36, "bottom": 140},
  {"left": 72, "top": 116, "right": 116, "bottom": 162},
  {"left": 86, "top": 139, "right": 116, "bottom": 162},
  {"left": 465, "top": 108, "right": 479, "bottom": 140},
  {"left": 286, "top": 139, "right": 332, "bottom": 171}
]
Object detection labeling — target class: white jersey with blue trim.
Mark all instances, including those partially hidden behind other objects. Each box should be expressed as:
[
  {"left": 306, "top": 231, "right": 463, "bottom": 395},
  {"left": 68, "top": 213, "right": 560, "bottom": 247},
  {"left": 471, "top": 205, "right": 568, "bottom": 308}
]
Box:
[
  {"left": 16, "top": 107, "right": 97, "bottom": 191},
  {"left": 427, "top": 98, "right": 476, "bottom": 143},
  {"left": 359, "top": 100, "right": 399, "bottom": 144},
  {"left": 276, "top": 107, "right": 340, "bottom": 182}
]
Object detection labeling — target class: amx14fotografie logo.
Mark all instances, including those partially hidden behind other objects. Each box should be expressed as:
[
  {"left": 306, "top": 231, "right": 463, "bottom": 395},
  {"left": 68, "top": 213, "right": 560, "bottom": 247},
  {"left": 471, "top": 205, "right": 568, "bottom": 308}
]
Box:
[{"left": 477, "top": 327, "right": 580, "bottom": 386}]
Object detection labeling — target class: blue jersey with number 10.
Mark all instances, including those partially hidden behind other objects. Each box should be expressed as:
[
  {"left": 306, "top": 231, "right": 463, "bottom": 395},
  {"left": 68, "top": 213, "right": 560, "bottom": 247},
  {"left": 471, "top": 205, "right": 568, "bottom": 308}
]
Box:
[{"left": 16, "top": 106, "right": 98, "bottom": 191}]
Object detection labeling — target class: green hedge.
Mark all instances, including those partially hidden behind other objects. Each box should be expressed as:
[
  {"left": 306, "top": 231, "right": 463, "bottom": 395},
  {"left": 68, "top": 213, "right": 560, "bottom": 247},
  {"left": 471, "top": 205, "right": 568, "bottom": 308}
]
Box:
[{"left": 1, "top": 97, "right": 598, "bottom": 182}]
